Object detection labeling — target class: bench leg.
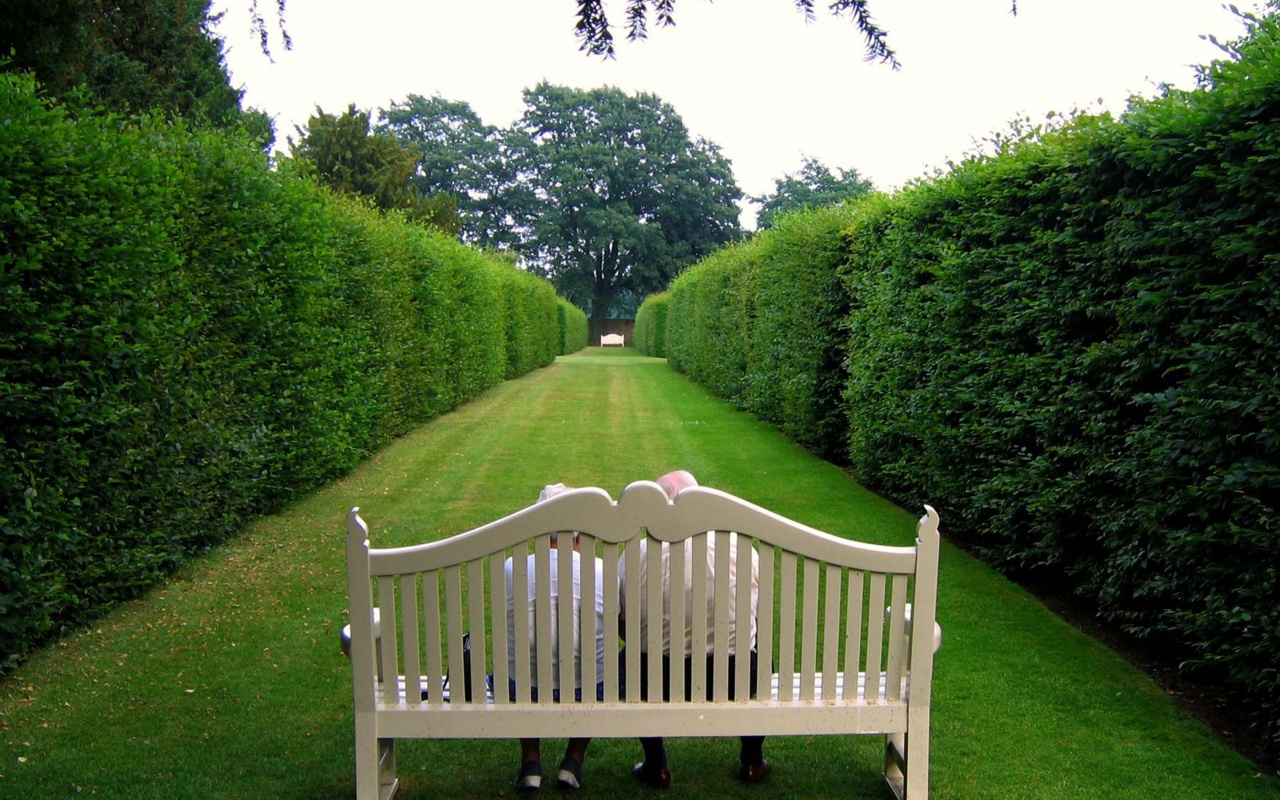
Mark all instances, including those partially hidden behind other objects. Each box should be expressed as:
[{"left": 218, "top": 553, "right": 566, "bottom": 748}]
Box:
[
  {"left": 883, "top": 732, "right": 906, "bottom": 800},
  {"left": 884, "top": 711, "right": 931, "bottom": 800},
  {"left": 355, "top": 715, "right": 398, "bottom": 800}
]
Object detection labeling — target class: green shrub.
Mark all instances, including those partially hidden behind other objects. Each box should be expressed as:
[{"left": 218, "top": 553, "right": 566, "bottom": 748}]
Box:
[
  {"left": 841, "top": 15, "right": 1280, "bottom": 753},
  {"left": 556, "top": 297, "right": 588, "bottom": 354},
  {"left": 742, "top": 203, "right": 861, "bottom": 460},
  {"left": 666, "top": 242, "right": 758, "bottom": 404},
  {"left": 0, "top": 71, "right": 580, "bottom": 669},
  {"left": 633, "top": 291, "right": 670, "bottom": 356},
  {"left": 662, "top": 202, "right": 861, "bottom": 461}
]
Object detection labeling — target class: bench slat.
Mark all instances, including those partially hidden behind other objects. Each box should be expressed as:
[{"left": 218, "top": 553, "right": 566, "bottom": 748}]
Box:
[
  {"left": 533, "top": 537, "right": 553, "bottom": 702},
  {"left": 669, "top": 539, "right": 687, "bottom": 702},
  {"left": 422, "top": 570, "right": 445, "bottom": 705},
  {"left": 712, "top": 531, "right": 731, "bottom": 702},
  {"left": 778, "top": 551, "right": 798, "bottom": 701},
  {"left": 644, "top": 540, "right": 664, "bottom": 702},
  {"left": 556, "top": 538, "right": 575, "bottom": 698},
  {"left": 511, "top": 550, "right": 531, "bottom": 702},
  {"left": 886, "top": 573, "right": 909, "bottom": 702},
  {"left": 580, "top": 534, "right": 598, "bottom": 696},
  {"left": 822, "top": 564, "right": 842, "bottom": 701},
  {"left": 378, "top": 575, "right": 400, "bottom": 703},
  {"left": 400, "top": 574, "right": 421, "bottom": 705},
  {"left": 444, "top": 566, "right": 465, "bottom": 704},
  {"left": 465, "top": 559, "right": 487, "bottom": 705},
  {"left": 755, "top": 544, "right": 775, "bottom": 701},
  {"left": 843, "top": 570, "right": 864, "bottom": 701},
  {"left": 489, "top": 554, "right": 509, "bottom": 704},
  {"left": 622, "top": 539, "right": 641, "bottom": 702},
  {"left": 865, "top": 572, "right": 886, "bottom": 700},
  {"left": 602, "top": 541, "right": 620, "bottom": 701},
  {"left": 689, "top": 534, "right": 708, "bottom": 699},
  {"left": 734, "top": 536, "right": 754, "bottom": 702},
  {"left": 800, "top": 556, "right": 820, "bottom": 701}
]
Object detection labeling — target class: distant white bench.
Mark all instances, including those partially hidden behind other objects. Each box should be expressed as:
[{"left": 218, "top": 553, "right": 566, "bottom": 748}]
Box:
[
  {"left": 343, "top": 482, "right": 942, "bottom": 800},
  {"left": 600, "top": 333, "right": 625, "bottom": 347}
]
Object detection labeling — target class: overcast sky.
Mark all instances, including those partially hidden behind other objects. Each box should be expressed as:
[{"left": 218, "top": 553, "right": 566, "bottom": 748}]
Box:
[{"left": 211, "top": 0, "right": 1258, "bottom": 227}]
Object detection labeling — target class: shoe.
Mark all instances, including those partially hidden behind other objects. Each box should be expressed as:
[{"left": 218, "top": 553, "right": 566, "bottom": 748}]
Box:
[
  {"left": 632, "top": 761, "right": 672, "bottom": 789},
  {"left": 557, "top": 756, "right": 583, "bottom": 790},
  {"left": 515, "top": 760, "right": 542, "bottom": 791},
  {"left": 738, "top": 759, "right": 773, "bottom": 784}
]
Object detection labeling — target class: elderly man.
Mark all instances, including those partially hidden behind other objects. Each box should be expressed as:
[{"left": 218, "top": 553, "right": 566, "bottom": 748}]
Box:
[
  {"left": 508, "top": 484, "right": 611, "bottom": 791},
  {"left": 621, "top": 470, "right": 770, "bottom": 788}
]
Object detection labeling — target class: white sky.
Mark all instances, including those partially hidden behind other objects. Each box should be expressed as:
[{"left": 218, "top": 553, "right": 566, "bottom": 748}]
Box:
[{"left": 211, "top": 0, "right": 1258, "bottom": 228}]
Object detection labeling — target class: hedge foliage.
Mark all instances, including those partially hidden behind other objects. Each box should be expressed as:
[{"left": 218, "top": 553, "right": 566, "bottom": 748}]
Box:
[
  {"left": 557, "top": 297, "right": 589, "bottom": 355},
  {"left": 0, "top": 71, "right": 583, "bottom": 669},
  {"left": 666, "top": 203, "right": 861, "bottom": 460},
  {"left": 660, "top": 12, "right": 1280, "bottom": 754},
  {"left": 634, "top": 291, "right": 670, "bottom": 357}
]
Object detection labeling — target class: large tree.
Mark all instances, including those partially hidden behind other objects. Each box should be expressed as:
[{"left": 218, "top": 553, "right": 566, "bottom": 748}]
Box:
[
  {"left": 378, "top": 94, "right": 527, "bottom": 250},
  {"left": 751, "top": 157, "right": 875, "bottom": 229},
  {"left": 291, "top": 104, "right": 461, "bottom": 234},
  {"left": 512, "top": 83, "right": 742, "bottom": 335},
  {"left": 0, "top": 0, "right": 270, "bottom": 140}
]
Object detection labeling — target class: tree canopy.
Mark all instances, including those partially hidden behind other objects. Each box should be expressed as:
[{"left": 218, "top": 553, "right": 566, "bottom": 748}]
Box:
[
  {"left": 378, "top": 94, "right": 522, "bottom": 249},
  {"left": 290, "top": 104, "right": 461, "bottom": 234},
  {"left": 513, "top": 83, "right": 743, "bottom": 332},
  {"left": 0, "top": 0, "right": 270, "bottom": 141},
  {"left": 751, "top": 157, "right": 875, "bottom": 229},
  {"left": 378, "top": 84, "right": 742, "bottom": 332}
]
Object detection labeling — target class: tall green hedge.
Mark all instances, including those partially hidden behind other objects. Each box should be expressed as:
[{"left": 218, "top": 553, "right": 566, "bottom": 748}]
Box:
[
  {"left": 657, "top": 12, "right": 1280, "bottom": 754},
  {"left": 664, "top": 203, "right": 860, "bottom": 461},
  {"left": 633, "top": 291, "right": 670, "bottom": 357},
  {"left": 557, "top": 297, "right": 589, "bottom": 355},
  {"left": 0, "top": 71, "right": 582, "bottom": 669}
]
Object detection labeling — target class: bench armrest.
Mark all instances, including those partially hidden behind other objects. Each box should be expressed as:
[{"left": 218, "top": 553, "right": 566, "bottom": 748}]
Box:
[
  {"left": 340, "top": 607, "right": 381, "bottom": 659},
  {"left": 889, "top": 603, "right": 943, "bottom": 653}
]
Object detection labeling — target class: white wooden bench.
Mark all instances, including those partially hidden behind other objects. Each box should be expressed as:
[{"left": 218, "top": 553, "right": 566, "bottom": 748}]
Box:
[
  {"left": 600, "top": 332, "right": 625, "bottom": 347},
  {"left": 344, "top": 481, "right": 942, "bottom": 800}
]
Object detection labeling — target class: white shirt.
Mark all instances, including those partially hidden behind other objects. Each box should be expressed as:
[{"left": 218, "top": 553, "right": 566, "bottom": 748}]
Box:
[
  {"left": 505, "top": 549, "right": 608, "bottom": 690},
  {"left": 619, "top": 533, "right": 759, "bottom": 656}
]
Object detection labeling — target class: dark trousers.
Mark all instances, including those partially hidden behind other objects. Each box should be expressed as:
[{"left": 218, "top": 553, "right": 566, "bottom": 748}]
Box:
[
  {"left": 633, "top": 649, "right": 759, "bottom": 702},
  {"left": 625, "top": 649, "right": 766, "bottom": 765}
]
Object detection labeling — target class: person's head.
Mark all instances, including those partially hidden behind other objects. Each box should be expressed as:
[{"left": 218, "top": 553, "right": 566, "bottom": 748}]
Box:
[
  {"left": 656, "top": 470, "right": 698, "bottom": 501},
  {"left": 539, "top": 483, "right": 569, "bottom": 503},
  {"left": 537, "top": 483, "right": 578, "bottom": 547}
]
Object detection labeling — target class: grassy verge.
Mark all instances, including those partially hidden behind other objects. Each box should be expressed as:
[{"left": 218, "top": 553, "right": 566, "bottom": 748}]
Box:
[{"left": 0, "top": 348, "right": 1274, "bottom": 798}]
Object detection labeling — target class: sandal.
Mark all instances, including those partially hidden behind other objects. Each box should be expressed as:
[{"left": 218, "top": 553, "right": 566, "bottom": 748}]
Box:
[
  {"left": 514, "top": 760, "right": 542, "bottom": 791},
  {"left": 557, "top": 756, "right": 584, "bottom": 790}
]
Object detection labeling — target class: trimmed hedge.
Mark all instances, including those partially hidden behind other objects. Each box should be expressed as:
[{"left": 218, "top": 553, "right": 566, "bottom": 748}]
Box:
[
  {"left": 557, "top": 297, "right": 589, "bottom": 355},
  {"left": 0, "top": 71, "right": 582, "bottom": 669},
  {"left": 657, "top": 12, "right": 1280, "bottom": 755},
  {"left": 665, "top": 203, "right": 861, "bottom": 461},
  {"left": 633, "top": 291, "right": 670, "bottom": 357}
]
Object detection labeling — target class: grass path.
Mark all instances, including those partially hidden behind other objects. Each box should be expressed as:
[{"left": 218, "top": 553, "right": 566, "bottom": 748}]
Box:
[{"left": 0, "top": 349, "right": 1274, "bottom": 799}]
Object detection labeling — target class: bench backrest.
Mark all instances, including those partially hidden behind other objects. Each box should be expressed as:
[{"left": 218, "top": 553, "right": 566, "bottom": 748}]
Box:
[
  {"left": 346, "top": 482, "right": 939, "bottom": 714},
  {"left": 600, "top": 333, "right": 625, "bottom": 346}
]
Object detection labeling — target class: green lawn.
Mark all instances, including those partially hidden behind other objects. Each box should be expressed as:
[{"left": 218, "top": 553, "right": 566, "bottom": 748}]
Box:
[{"left": 1, "top": 348, "right": 1273, "bottom": 799}]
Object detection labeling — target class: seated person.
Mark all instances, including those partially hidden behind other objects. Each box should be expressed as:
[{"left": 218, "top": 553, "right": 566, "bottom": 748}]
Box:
[
  {"left": 620, "top": 470, "right": 770, "bottom": 788},
  {"left": 507, "top": 484, "right": 611, "bottom": 791}
]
